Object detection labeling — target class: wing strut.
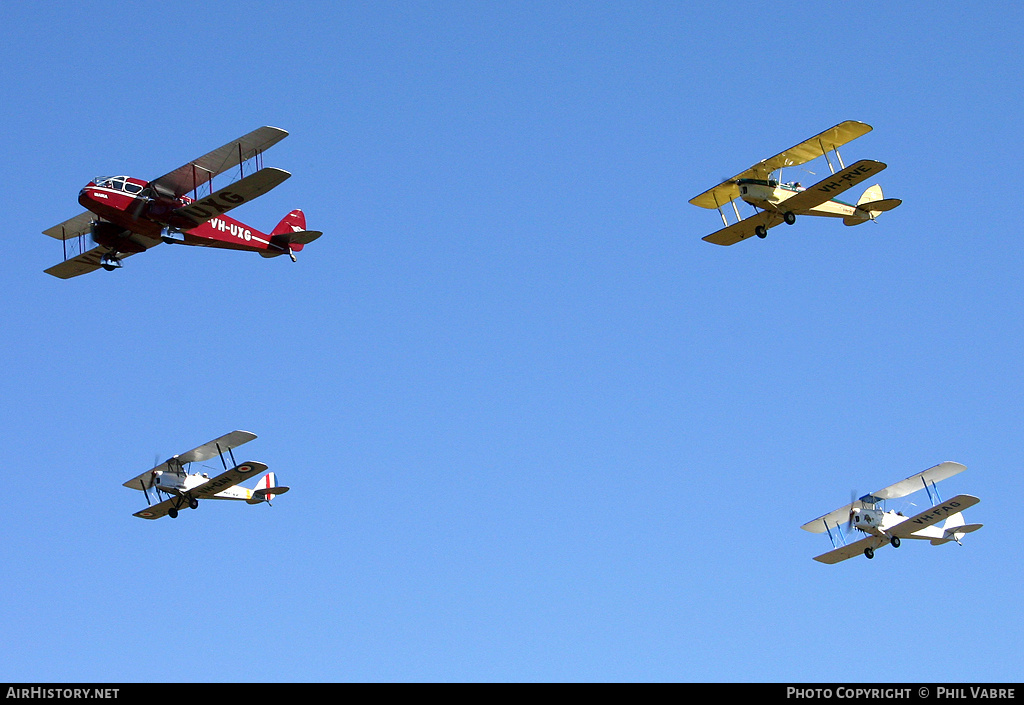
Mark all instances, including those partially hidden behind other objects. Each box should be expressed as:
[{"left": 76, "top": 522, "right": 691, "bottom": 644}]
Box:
[
  {"left": 823, "top": 520, "right": 848, "bottom": 548},
  {"left": 214, "top": 442, "right": 238, "bottom": 471},
  {"left": 923, "top": 476, "right": 942, "bottom": 506}
]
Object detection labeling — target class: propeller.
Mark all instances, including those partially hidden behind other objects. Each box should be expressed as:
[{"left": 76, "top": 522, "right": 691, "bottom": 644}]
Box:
[{"left": 845, "top": 489, "right": 859, "bottom": 535}]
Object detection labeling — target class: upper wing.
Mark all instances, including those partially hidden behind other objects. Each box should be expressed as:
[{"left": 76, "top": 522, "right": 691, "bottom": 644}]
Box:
[
  {"left": 43, "top": 212, "right": 95, "bottom": 240},
  {"left": 689, "top": 181, "right": 743, "bottom": 211},
  {"left": 802, "top": 461, "right": 968, "bottom": 533},
  {"left": 812, "top": 534, "right": 888, "bottom": 564},
  {"left": 776, "top": 160, "right": 886, "bottom": 213},
  {"left": 802, "top": 503, "right": 862, "bottom": 534},
  {"left": 758, "top": 120, "right": 873, "bottom": 176},
  {"left": 865, "top": 461, "right": 967, "bottom": 503},
  {"left": 890, "top": 494, "right": 980, "bottom": 538},
  {"left": 190, "top": 461, "right": 269, "bottom": 500},
  {"left": 702, "top": 210, "right": 781, "bottom": 246},
  {"left": 689, "top": 121, "right": 873, "bottom": 209},
  {"left": 170, "top": 167, "right": 290, "bottom": 227},
  {"left": 123, "top": 430, "right": 257, "bottom": 490},
  {"left": 147, "top": 126, "right": 288, "bottom": 198}
]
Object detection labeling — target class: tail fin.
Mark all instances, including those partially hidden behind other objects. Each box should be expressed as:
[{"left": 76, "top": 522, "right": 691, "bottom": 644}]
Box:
[
  {"left": 858, "top": 184, "right": 884, "bottom": 206},
  {"left": 263, "top": 209, "right": 323, "bottom": 259},
  {"left": 930, "top": 512, "right": 983, "bottom": 545},
  {"left": 247, "top": 471, "right": 291, "bottom": 504},
  {"left": 272, "top": 209, "right": 306, "bottom": 235},
  {"left": 843, "top": 185, "right": 902, "bottom": 225}
]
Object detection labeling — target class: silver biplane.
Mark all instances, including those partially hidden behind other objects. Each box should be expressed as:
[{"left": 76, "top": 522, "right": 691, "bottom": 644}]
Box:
[
  {"left": 801, "top": 462, "right": 982, "bottom": 564},
  {"left": 690, "top": 120, "right": 901, "bottom": 245},
  {"left": 123, "top": 430, "right": 289, "bottom": 520}
]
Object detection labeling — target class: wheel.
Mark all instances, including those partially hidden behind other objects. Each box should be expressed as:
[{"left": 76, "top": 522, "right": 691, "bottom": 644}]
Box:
[
  {"left": 890, "top": 536, "right": 900, "bottom": 548},
  {"left": 864, "top": 547, "right": 874, "bottom": 559},
  {"left": 169, "top": 507, "right": 178, "bottom": 519},
  {"left": 755, "top": 225, "right": 768, "bottom": 239},
  {"left": 783, "top": 211, "right": 796, "bottom": 225},
  {"left": 188, "top": 497, "right": 199, "bottom": 510}
]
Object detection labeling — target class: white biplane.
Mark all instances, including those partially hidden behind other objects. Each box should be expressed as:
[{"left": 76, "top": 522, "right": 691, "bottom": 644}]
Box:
[
  {"left": 801, "top": 461, "right": 982, "bottom": 564},
  {"left": 690, "top": 120, "right": 902, "bottom": 245},
  {"left": 123, "top": 430, "right": 289, "bottom": 520}
]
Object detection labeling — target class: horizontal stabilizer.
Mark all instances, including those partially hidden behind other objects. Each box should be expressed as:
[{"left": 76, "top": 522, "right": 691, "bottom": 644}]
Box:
[
  {"left": 288, "top": 230, "right": 322, "bottom": 245},
  {"left": 260, "top": 230, "right": 323, "bottom": 258},
  {"left": 247, "top": 485, "right": 290, "bottom": 504},
  {"left": 930, "top": 523, "right": 983, "bottom": 546},
  {"left": 171, "top": 167, "right": 291, "bottom": 227},
  {"left": 857, "top": 198, "right": 902, "bottom": 213}
]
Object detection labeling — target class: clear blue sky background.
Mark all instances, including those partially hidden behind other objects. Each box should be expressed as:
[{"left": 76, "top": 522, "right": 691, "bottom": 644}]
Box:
[{"left": 1, "top": 1, "right": 1021, "bottom": 683}]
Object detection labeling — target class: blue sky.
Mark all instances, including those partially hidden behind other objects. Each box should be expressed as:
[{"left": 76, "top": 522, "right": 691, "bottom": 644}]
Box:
[{"left": 1, "top": 1, "right": 1022, "bottom": 682}]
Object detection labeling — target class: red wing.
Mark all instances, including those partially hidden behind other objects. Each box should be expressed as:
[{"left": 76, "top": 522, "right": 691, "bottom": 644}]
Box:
[{"left": 148, "top": 126, "right": 288, "bottom": 198}]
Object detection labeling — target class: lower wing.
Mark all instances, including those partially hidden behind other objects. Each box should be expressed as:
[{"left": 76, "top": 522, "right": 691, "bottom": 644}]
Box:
[
  {"left": 702, "top": 211, "right": 780, "bottom": 246},
  {"left": 813, "top": 535, "right": 888, "bottom": 564},
  {"left": 779, "top": 160, "right": 886, "bottom": 213},
  {"left": 190, "top": 461, "right": 269, "bottom": 500},
  {"left": 890, "top": 494, "right": 980, "bottom": 538},
  {"left": 44, "top": 245, "right": 140, "bottom": 279}
]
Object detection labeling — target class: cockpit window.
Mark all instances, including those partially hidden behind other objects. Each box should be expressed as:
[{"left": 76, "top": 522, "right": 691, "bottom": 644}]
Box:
[{"left": 93, "top": 176, "right": 143, "bottom": 195}]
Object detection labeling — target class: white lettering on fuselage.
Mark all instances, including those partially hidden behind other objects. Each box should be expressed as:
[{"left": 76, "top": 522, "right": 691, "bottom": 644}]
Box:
[{"left": 209, "top": 217, "right": 252, "bottom": 241}]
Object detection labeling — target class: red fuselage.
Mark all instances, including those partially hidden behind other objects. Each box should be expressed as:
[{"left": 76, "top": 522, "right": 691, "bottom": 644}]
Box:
[{"left": 78, "top": 176, "right": 275, "bottom": 253}]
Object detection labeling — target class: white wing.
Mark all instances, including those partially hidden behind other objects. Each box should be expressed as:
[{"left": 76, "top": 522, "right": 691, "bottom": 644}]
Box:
[{"left": 123, "top": 430, "right": 258, "bottom": 490}]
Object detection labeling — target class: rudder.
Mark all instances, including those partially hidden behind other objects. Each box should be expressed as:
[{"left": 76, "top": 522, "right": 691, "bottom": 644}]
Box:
[{"left": 264, "top": 209, "right": 322, "bottom": 259}]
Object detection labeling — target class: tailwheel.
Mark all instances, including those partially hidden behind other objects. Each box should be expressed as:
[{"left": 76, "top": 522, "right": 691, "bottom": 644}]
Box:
[
  {"left": 890, "top": 536, "right": 901, "bottom": 548},
  {"left": 864, "top": 546, "right": 874, "bottom": 559},
  {"left": 783, "top": 211, "right": 796, "bottom": 225}
]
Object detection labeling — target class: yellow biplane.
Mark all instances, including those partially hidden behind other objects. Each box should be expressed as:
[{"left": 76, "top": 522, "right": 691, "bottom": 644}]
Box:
[{"left": 690, "top": 121, "right": 901, "bottom": 246}]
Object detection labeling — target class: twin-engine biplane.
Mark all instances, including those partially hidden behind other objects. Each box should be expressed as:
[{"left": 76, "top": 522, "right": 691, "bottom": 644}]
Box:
[
  {"left": 123, "top": 430, "right": 289, "bottom": 520},
  {"left": 690, "top": 120, "right": 902, "bottom": 246},
  {"left": 44, "top": 126, "right": 322, "bottom": 278},
  {"left": 801, "top": 461, "right": 982, "bottom": 564}
]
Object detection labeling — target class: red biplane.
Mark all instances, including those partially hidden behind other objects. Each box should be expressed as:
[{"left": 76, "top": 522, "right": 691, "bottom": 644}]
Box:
[{"left": 43, "top": 126, "right": 321, "bottom": 278}]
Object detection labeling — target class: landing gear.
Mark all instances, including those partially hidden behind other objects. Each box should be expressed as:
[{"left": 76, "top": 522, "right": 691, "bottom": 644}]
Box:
[
  {"left": 100, "top": 253, "right": 123, "bottom": 271},
  {"left": 169, "top": 507, "right": 178, "bottom": 519},
  {"left": 755, "top": 225, "right": 768, "bottom": 239},
  {"left": 188, "top": 497, "right": 199, "bottom": 510},
  {"left": 890, "top": 536, "right": 901, "bottom": 548},
  {"left": 783, "top": 211, "right": 796, "bottom": 225},
  {"left": 864, "top": 546, "right": 875, "bottom": 559}
]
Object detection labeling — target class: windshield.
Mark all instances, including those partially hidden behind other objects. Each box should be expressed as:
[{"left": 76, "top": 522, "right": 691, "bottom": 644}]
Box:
[{"left": 93, "top": 176, "right": 143, "bottom": 194}]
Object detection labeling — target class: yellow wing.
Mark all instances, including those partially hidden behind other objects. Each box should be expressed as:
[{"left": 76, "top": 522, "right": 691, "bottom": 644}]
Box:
[{"left": 689, "top": 121, "right": 873, "bottom": 209}]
